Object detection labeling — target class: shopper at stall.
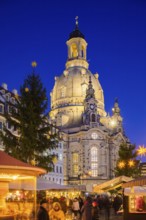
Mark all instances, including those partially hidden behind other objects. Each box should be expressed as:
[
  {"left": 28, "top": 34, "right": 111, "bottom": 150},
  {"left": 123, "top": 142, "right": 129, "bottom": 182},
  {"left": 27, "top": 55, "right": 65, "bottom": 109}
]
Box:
[
  {"left": 37, "top": 199, "right": 50, "bottom": 220},
  {"left": 135, "top": 196, "right": 144, "bottom": 211},
  {"left": 49, "top": 201, "right": 65, "bottom": 220}
]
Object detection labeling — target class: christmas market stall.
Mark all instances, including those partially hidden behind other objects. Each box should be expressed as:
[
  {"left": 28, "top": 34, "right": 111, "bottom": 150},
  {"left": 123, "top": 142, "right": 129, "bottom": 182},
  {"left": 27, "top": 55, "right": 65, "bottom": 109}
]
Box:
[
  {"left": 0, "top": 151, "right": 46, "bottom": 220},
  {"left": 122, "top": 176, "right": 146, "bottom": 220},
  {"left": 36, "top": 178, "right": 86, "bottom": 205},
  {"left": 93, "top": 176, "right": 133, "bottom": 194}
]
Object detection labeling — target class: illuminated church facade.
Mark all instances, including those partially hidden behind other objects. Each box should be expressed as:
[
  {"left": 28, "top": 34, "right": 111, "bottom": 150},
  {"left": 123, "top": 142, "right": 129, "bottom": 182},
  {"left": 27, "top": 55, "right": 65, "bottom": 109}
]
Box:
[{"left": 49, "top": 19, "right": 129, "bottom": 191}]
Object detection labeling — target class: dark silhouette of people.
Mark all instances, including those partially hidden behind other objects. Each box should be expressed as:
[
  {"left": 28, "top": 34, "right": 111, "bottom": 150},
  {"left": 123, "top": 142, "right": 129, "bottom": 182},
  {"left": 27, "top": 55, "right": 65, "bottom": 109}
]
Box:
[
  {"left": 81, "top": 196, "right": 92, "bottom": 220},
  {"left": 113, "top": 195, "right": 122, "bottom": 215},
  {"left": 37, "top": 199, "right": 49, "bottom": 220},
  {"left": 92, "top": 201, "right": 99, "bottom": 220},
  {"left": 103, "top": 195, "right": 111, "bottom": 220}
]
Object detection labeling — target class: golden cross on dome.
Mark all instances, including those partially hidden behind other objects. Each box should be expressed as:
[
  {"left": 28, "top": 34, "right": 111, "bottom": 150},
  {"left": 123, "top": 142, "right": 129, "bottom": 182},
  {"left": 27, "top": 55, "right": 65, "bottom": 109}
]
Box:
[
  {"left": 31, "top": 61, "right": 37, "bottom": 68},
  {"left": 75, "top": 16, "right": 79, "bottom": 27}
]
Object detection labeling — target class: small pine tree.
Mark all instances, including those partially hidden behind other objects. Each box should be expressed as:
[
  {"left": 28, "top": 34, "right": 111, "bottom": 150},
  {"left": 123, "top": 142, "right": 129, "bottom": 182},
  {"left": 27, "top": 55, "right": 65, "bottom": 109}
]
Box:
[
  {"left": 0, "top": 72, "right": 58, "bottom": 171},
  {"left": 114, "top": 142, "right": 141, "bottom": 178}
]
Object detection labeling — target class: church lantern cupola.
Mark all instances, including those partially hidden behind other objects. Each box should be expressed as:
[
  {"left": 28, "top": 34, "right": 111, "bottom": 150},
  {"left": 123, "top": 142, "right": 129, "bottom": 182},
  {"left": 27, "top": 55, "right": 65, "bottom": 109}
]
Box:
[{"left": 66, "top": 16, "right": 89, "bottom": 69}]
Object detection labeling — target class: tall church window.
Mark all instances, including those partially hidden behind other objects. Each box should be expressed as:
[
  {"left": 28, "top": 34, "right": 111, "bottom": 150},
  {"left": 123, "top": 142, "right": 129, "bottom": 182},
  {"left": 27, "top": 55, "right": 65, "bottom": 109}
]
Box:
[
  {"left": 91, "top": 146, "right": 98, "bottom": 177},
  {"left": 73, "top": 164, "right": 79, "bottom": 175},
  {"left": 72, "top": 153, "right": 79, "bottom": 175},
  {"left": 82, "top": 84, "right": 87, "bottom": 97}
]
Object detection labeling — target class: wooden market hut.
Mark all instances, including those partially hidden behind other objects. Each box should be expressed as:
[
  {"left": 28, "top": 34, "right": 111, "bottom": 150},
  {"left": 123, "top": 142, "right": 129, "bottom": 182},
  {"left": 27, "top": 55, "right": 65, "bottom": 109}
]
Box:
[
  {"left": 122, "top": 176, "right": 146, "bottom": 220},
  {"left": 0, "top": 150, "right": 46, "bottom": 219}
]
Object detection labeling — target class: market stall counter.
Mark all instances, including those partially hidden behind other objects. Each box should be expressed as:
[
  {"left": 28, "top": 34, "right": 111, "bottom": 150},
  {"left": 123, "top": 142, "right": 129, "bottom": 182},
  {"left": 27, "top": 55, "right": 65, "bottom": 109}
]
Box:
[
  {"left": 122, "top": 176, "right": 146, "bottom": 220},
  {"left": 0, "top": 151, "right": 46, "bottom": 219}
]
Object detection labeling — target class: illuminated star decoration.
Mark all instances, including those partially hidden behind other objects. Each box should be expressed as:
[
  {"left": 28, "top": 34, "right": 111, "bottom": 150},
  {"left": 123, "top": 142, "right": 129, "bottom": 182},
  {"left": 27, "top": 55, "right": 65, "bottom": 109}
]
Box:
[
  {"left": 118, "top": 161, "right": 125, "bottom": 169},
  {"left": 137, "top": 145, "right": 146, "bottom": 157},
  {"left": 128, "top": 160, "right": 135, "bottom": 167}
]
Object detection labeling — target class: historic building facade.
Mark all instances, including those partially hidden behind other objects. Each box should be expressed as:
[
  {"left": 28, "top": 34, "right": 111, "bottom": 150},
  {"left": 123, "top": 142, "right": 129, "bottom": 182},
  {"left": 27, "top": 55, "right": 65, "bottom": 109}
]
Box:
[{"left": 49, "top": 20, "right": 129, "bottom": 191}]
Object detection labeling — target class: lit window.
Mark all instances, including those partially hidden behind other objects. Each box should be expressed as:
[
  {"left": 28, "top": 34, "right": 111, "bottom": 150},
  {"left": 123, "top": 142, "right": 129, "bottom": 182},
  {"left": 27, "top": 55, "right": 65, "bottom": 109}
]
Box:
[
  {"left": 71, "top": 43, "right": 78, "bottom": 57},
  {"left": 59, "top": 153, "right": 63, "bottom": 161},
  {"left": 91, "top": 163, "right": 98, "bottom": 177},
  {"left": 72, "top": 153, "right": 79, "bottom": 175},
  {"left": 73, "top": 164, "right": 79, "bottom": 175},
  {"left": 91, "top": 146, "right": 98, "bottom": 177},
  {"left": 73, "top": 153, "right": 79, "bottom": 163}
]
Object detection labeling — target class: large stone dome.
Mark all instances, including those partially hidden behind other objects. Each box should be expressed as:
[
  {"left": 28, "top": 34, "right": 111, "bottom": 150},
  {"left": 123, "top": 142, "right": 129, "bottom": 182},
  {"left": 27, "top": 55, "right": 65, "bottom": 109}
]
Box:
[
  {"left": 50, "top": 20, "right": 106, "bottom": 128},
  {"left": 50, "top": 67, "right": 106, "bottom": 128}
]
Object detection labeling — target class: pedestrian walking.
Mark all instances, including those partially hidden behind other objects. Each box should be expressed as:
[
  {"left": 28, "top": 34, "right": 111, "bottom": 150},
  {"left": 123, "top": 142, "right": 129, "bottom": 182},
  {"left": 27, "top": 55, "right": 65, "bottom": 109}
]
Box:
[
  {"left": 37, "top": 198, "right": 50, "bottom": 220},
  {"left": 81, "top": 196, "right": 92, "bottom": 220},
  {"left": 92, "top": 201, "right": 99, "bottom": 220},
  {"left": 103, "top": 196, "right": 111, "bottom": 220}
]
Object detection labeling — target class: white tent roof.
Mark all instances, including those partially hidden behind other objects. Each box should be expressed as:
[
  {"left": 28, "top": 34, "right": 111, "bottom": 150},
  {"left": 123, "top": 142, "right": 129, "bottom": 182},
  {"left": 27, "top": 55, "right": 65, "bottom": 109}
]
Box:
[{"left": 9, "top": 177, "right": 72, "bottom": 191}]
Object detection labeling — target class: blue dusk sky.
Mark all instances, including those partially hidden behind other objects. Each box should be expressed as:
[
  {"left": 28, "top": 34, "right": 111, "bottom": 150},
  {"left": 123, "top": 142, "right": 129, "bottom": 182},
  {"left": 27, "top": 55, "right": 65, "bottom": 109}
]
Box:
[{"left": 0, "top": 0, "right": 146, "bottom": 160}]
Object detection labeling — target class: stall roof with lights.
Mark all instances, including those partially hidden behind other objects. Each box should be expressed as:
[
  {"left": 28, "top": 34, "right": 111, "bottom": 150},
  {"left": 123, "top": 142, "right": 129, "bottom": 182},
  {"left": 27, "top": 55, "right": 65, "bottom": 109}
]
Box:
[
  {"left": 0, "top": 150, "right": 46, "bottom": 178},
  {"left": 123, "top": 176, "right": 146, "bottom": 188},
  {"left": 93, "top": 176, "right": 133, "bottom": 193}
]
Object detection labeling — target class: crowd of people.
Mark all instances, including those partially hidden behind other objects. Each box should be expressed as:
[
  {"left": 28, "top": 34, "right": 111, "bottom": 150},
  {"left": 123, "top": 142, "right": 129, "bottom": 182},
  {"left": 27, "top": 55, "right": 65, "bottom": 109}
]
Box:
[{"left": 37, "top": 194, "right": 123, "bottom": 220}]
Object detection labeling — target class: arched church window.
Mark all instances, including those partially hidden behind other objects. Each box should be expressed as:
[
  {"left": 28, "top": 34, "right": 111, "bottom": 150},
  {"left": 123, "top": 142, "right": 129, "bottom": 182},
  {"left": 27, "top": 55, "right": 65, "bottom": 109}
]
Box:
[
  {"left": 72, "top": 152, "right": 79, "bottom": 175},
  {"left": 82, "top": 84, "right": 87, "bottom": 97},
  {"left": 91, "top": 114, "right": 96, "bottom": 122},
  {"left": 91, "top": 146, "right": 98, "bottom": 177},
  {"left": 71, "top": 43, "right": 78, "bottom": 58}
]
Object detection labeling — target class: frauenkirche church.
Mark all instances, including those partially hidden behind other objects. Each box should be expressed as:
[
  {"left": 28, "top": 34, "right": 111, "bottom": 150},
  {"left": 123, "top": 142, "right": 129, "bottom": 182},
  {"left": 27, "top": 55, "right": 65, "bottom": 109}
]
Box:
[{"left": 49, "top": 18, "right": 129, "bottom": 191}]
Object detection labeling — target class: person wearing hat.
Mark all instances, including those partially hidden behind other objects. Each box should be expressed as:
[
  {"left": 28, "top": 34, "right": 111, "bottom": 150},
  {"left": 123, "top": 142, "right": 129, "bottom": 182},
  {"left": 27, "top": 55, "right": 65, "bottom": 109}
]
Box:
[
  {"left": 37, "top": 198, "right": 50, "bottom": 220},
  {"left": 49, "top": 202, "right": 65, "bottom": 220}
]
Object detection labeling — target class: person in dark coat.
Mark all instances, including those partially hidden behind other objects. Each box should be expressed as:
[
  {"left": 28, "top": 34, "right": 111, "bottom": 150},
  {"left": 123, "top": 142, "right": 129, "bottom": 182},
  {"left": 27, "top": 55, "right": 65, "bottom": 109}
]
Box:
[
  {"left": 113, "top": 195, "right": 122, "bottom": 215},
  {"left": 92, "top": 201, "right": 99, "bottom": 220},
  {"left": 37, "top": 199, "right": 50, "bottom": 220},
  {"left": 103, "top": 196, "right": 111, "bottom": 220},
  {"left": 81, "top": 196, "right": 92, "bottom": 220}
]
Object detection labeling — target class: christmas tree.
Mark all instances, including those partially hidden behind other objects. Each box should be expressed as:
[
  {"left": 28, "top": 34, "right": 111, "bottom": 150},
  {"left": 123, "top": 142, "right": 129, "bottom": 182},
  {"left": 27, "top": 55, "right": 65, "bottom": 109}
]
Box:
[
  {"left": 114, "top": 142, "right": 141, "bottom": 178},
  {"left": 0, "top": 66, "right": 58, "bottom": 171}
]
